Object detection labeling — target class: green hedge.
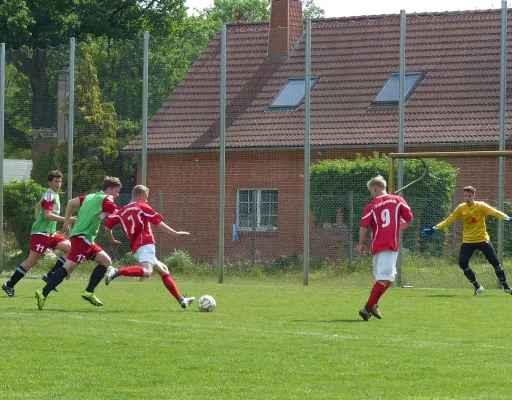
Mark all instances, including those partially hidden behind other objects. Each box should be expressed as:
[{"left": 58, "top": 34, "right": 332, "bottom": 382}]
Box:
[
  {"left": 4, "top": 179, "right": 46, "bottom": 252},
  {"left": 310, "top": 153, "right": 458, "bottom": 254}
]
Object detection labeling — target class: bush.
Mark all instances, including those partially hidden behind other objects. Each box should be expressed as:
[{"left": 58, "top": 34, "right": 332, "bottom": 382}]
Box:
[
  {"left": 31, "top": 147, "right": 58, "bottom": 187},
  {"left": 4, "top": 179, "right": 46, "bottom": 252},
  {"left": 164, "top": 250, "right": 194, "bottom": 273},
  {"left": 3, "top": 231, "right": 24, "bottom": 270},
  {"left": 117, "top": 252, "right": 139, "bottom": 267},
  {"left": 310, "top": 153, "right": 457, "bottom": 255}
]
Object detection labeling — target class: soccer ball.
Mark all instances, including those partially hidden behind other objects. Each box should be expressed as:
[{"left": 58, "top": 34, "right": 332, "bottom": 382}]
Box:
[{"left": 198, "top": 295, "right": 216, "bottom": 312}]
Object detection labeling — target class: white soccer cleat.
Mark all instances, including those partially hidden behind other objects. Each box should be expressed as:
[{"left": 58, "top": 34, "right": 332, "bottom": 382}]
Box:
[
  {"left": 474, "top": 286, "right": 484, "bottom": 296},
  {"left": 179, "top": 296, "right": 196, "bottom": 309},
  {"left": 105, "top": 266, "right": 119, "bottom": 286}
]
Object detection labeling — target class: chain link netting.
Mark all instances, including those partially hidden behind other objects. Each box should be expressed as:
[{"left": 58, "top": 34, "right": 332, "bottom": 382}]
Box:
[{"left": 3, "top": 10, "right": 512, "bottom": 289}]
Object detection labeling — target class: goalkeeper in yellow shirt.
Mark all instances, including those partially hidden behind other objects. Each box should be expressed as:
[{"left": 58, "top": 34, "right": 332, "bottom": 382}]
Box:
[{"left": 422, "top": 186, "right": 512, "bottom": 296}]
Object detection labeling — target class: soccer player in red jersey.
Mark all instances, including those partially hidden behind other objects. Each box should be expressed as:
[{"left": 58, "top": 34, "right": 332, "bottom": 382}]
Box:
[
  {"left": 103, "top": 185, "right": 195, "bottom": 309},
  {"left": 358, "top": 175, "right": 414, "bottom": 321},
  {"left": 35, "top": 176, "right": 125, "bottom": 310}
]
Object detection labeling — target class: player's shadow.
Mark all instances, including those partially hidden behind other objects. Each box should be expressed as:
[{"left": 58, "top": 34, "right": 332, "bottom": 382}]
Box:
[
  {"left": 0, "top": 307, "right": 165, "bottom": 314},
  {"left": 291, "top": 319, "right": 364, "bottom": 324},
  {"left": 425, "top": 294, "right": 457, "bottom": 298}
]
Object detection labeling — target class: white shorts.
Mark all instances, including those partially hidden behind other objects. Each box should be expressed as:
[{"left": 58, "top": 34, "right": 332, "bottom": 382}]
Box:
[
  {"left": 372, "top": 250, "right": 398, "bottom": 282},
  {"left": 135, "top": 244, "right": 156, "bottom": 265}
]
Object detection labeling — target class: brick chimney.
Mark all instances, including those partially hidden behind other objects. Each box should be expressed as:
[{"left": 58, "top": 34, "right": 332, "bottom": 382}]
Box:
[{"left": 267, "top": 0, "right": 303, "bottom": 60}]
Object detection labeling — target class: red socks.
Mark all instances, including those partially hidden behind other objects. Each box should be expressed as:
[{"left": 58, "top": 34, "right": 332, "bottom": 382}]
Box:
[
  {"left": 162, "top": 274, "right": 181, "bottom": 300},
  {"left": 118, "top": 266, "right": 145, "bottom": 277},
  {"left": 366, "top": 281, "right": 392, "bottom": 308},
  {"left": 117, "top": 268, "right": 181, "bottom": 300}
]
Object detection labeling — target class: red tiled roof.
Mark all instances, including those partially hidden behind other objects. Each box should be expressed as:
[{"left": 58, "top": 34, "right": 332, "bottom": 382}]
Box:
[{"left": 125, "top": 10, "right": 512, "bottom": 151}]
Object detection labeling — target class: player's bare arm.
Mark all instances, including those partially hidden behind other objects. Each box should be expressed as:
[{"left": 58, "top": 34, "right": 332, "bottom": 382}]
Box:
[
  {"left": 359, "top": 226, "right": 368, "bottom": 255},
  {"left": 43, "top": 209, "right": 77, "bottom": 224},
  {"left": 63, "top": 197, "right": 81, "bottom": 234},
  {"left": 400, "top": 218, "right": 413, "bottom": 231},
  {"left": 156, "top": 221, "right": 190, "bottom": 236},
  {"left": 105, "top": 228, "right": 121, "bottom": 247},
  {"left": 34, "top": 201, "right": 41, "bottom": 219}
]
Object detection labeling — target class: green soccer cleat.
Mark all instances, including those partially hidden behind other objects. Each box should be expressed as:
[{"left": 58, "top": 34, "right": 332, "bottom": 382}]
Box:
[
  {"left": 81, "top": 291, "right": 103, "bottom": 307},
  {"left": 35, "top": 289, "right": 46, "bottom": 310}
]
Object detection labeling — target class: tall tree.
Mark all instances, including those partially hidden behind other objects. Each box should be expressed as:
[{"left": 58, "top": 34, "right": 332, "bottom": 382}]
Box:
[
  {"left": 194, "top": 0, "right": 324, "bottom": 24},
  {"left": 54, "top": 46, "right": 118, "bottom": 194},
  {"left": 0, "top": 0, "right": 187, "bottom": 131}
]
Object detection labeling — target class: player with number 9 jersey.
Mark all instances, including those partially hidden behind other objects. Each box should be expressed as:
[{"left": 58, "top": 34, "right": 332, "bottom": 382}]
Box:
[
  {"left": 358, "top": 175, "right": 414, "bottom": 322},
  {"left": 361, "top": 193, "right": 413, "bottom": 254}
]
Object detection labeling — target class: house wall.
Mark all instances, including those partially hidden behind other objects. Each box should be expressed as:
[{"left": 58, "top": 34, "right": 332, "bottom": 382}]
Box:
[{"left": 143, "top": 146, "right": 512, "bottom": 264}]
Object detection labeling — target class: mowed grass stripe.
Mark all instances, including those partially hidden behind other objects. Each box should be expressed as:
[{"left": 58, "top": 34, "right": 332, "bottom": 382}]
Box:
[{"left": 1, "top": 280, "right": 512, "bottom": 399}]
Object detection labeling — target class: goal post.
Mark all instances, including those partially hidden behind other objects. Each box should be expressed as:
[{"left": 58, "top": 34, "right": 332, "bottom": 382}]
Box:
[
  {"left": 389, "top": 150, "right": 512, "bottom": 288},
  {"left": 388, "top": 150, "right": 512, "bottom": 194}
]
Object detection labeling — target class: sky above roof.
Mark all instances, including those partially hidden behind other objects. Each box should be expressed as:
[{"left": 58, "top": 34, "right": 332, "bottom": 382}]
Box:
[{"left": 186, "top": 0, "right": 509, "bottom": 18}]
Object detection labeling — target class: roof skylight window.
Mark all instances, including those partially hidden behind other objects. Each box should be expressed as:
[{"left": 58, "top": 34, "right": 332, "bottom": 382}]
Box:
[
  {"left": 371, "top": 71, "right": 425, "bottom": 107},
  {"left": 268, "top": 77, "right": 319, "bottom": 112}
]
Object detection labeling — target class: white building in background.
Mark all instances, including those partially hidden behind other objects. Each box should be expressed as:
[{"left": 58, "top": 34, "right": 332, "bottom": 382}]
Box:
[{"left": 3, "top": 160, "right": 33, "bottom": 183}]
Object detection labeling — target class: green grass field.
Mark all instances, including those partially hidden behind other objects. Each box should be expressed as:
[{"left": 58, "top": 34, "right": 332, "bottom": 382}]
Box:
[{"left": 1, "top": 277, "right": 512, "bottom": 400}]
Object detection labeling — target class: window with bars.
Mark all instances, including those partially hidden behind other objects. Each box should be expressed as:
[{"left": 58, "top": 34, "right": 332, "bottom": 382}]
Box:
[{"left": 237, "top": 189, "right": 278, "bottom": 232}]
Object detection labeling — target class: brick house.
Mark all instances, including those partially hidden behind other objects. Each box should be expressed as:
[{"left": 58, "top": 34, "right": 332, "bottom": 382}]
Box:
[{"left": 125, "top": 0, "right": 512, "bottom": 263}]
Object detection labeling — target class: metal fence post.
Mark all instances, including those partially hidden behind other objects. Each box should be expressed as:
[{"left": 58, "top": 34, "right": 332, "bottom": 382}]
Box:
[
  {"left": 497, "top": 0, "right": 508, "bottom": 288},
  {"left": 303, "top": 18, "right": 312, "bottom": 286},
  {"left": 348, "top": 191, "right": 354, "bottom": 273},
  {"left": 218, "top": 25, "right": 227, "bottom": 283},
  {"left": 67, "top": 38, "right": 75, "bottom": 198},
  {"left": 0, "top": 43, "right": 5, "bottom": 272},
  {"left": 142, "top": 31, "right": 149, "bottom": 186}
]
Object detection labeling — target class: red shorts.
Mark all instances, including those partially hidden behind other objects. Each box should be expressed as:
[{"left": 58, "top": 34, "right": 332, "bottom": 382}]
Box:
[
  {"left": 29, "top": 234, "right": 68, "bottom": 254},
  {"left": 67, "top": 236, "right": 103, "bottom": 264}
]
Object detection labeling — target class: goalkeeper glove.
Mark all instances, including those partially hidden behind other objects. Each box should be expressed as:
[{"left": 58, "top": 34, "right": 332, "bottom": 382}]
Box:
[{"left": 422, "top": 225, "right": 437, "bottom": 238}]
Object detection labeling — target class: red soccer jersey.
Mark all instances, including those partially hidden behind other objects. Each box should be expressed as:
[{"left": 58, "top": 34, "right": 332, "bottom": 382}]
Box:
[
  {"left": 105, "top": 202, "right": 164, "bottom": 253},
  {"left": 360, "top": 194, "right": 413, "bottom": 254}
]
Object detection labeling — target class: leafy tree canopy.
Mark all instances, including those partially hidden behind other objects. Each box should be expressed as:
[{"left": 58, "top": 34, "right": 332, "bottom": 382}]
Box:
[
  {"left": 0, "top": 0, "right": 187, "bottom": 47},
  {"left": 193, "top": 0, "right": 324, "bottom": 25},
  {"left": 55, "top": 45, "right": 119, "bottom": 193}
]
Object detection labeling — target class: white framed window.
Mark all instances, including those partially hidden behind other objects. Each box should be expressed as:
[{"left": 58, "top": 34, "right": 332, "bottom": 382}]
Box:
[{"left": 236, "top": 189, "right": 278, "bottom": 232}]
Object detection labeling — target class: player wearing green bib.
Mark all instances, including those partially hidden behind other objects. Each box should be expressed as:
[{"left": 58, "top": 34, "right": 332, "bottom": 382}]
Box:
[
  {"left": 36, "top": 176, "right": 125, "bottom": 310},
  {"left": 2, "top": 171, "right": 75, "bottom": 297}
]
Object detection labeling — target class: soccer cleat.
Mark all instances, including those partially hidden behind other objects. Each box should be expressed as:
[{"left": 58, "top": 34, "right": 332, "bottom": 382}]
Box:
[
  {"left": 474, "top": 286, "right": 485, "bottom": 296},
  {"left": 105, "top": 266, "right": 119, "bottom": 286},
  {"left": 2, "top": 283, "right": 15, "bottom": 297},
  {"left": 35, "top": 289, "right": 46, "bottom": 310},
  {"left": 179, "top": 295, "right": 196, "bottom": 309},
  {"left": 370, "top": 304, "right": 382, "bottom": 319},
  {"left": 81, "top": 291, "right": 103, "bottom": 307},
  {"left": 42, "top": 275, "right": 59, "bottom": 292},
  {"left": 359, "top": 307, "right": 372, "bottom": 321},
  {"left": 504, "top": 287, "right": 512, "bottom": 295}
]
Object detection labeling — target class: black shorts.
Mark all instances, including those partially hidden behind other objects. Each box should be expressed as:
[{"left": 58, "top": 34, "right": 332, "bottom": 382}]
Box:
[{"left": 459, "top": 241, "right": 499, "bottom": 267}]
